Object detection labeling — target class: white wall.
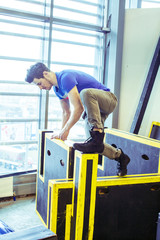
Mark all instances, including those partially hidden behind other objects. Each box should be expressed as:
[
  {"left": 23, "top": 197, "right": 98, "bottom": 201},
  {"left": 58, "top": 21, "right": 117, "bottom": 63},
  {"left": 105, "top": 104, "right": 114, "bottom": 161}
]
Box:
[
  {"left": 119, "top": 8, "right": 160, "bottom": 136},
  {"left": 0, "top": 177, "right": 13, "bottom": 198}
]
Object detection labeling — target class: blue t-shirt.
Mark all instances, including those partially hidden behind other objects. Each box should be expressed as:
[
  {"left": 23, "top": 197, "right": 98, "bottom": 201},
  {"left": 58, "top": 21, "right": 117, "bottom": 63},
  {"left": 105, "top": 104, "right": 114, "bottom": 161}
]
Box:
[{"left": 53, "top": 70, "right": 110, "bottom": 99}]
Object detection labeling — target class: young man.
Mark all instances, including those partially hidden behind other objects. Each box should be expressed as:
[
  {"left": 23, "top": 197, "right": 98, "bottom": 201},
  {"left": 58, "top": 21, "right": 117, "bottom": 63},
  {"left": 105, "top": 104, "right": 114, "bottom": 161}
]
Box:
[{"left": 25, "top": 62, "right": 130, "bottom": 176}]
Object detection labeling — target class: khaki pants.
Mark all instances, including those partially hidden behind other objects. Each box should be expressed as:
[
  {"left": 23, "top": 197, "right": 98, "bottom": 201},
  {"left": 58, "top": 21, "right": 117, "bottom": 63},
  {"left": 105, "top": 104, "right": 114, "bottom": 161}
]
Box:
[{"left": 80, "top": 88, "right": 120, "bottom": 159}]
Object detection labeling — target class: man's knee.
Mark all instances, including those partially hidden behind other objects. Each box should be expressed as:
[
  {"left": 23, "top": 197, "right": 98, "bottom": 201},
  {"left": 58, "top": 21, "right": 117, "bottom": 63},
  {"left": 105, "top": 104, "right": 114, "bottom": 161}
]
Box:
[{"left": 80, "top": 89, "right": 91, "bottom": 102}]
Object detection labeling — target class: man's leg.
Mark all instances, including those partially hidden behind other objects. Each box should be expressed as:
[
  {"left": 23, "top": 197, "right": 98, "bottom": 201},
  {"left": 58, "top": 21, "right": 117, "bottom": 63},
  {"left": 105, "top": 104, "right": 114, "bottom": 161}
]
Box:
[
  {"left": 73, "top": 89, "right": 130, "bottom": 176},
  {"left": 101, "top": 143, "right": 130, "bottom": 176},
  {"left": 84, "top": 116, "right": 91, "bottom": 138},
  {"left": 73, "top": 89, "right": 117, "bottom": 153},
  {"left": 80, "top": 89, "right": 117, "bottom": 130}
]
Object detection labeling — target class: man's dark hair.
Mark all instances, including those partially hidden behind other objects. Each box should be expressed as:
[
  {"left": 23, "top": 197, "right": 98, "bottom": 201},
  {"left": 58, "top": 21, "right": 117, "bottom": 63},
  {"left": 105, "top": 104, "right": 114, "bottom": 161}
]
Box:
[{"left": 25, "top": 62, "right": 50, "bottom": 83}]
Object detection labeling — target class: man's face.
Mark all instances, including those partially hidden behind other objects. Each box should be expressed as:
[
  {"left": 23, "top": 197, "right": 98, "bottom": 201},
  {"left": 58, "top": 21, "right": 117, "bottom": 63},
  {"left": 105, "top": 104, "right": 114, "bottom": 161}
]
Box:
[{"left": 33, "top": 77, "right": 52, "bottom": 90}]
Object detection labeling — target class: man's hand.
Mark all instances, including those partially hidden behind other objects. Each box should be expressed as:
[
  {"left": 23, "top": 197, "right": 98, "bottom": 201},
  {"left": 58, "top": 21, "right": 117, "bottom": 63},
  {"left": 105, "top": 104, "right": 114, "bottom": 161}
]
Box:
[
  {"left": 50, "top": 132, "right": 60, "bottom": 140},
  {"left": 50, "top": 128, "right": 69, "bottom": 141}
]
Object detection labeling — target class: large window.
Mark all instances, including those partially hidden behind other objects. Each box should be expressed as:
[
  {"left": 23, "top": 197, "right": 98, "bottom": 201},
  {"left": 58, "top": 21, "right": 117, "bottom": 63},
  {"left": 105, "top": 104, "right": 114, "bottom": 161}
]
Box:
[{"left": 0, "top": 0, "right": 106, "bottom": 175}]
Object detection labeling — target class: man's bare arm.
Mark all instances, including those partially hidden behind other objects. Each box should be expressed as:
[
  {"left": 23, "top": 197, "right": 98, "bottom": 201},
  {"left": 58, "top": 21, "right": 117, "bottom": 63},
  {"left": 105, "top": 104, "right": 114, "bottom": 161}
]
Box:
[
  {"left": 51, "top": 86, "right": 84, "bottom": 141},
  {"left": 60, "top": 97, "right": 71, "bottom": 129},
  {"left": 63, "top": 86, "right": 84, "bottom": 131}
]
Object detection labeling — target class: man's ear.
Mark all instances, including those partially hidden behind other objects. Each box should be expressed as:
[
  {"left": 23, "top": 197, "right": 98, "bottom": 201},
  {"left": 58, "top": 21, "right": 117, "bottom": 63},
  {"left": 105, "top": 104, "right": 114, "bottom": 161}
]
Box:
[
  {"left": 43, "top": 71, "right": 49, "bottom": 79},
  {"left": 43, "top": 71, "right": 53, "bottom": 84}
]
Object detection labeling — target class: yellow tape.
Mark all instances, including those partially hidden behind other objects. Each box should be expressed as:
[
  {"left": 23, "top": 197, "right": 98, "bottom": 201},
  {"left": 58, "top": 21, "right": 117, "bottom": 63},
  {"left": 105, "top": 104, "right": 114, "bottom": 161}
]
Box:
[
  {"left": 48, "top": 180, "right": 73, "bottom": 234},
  {"left": 148, "top": 121, "right": 160, "bottom": 138},
  {"left": 88, "top": 154, "right": 98, "bottom": 240},
  {"left": 65, "top": 204, "right": 72, "bottom": 240},
  {"left": 75, "top": 154, "right": 87, "bottom": 240},
  {"left": 97, "top": 175, "right": 160, "bottom": 187}
]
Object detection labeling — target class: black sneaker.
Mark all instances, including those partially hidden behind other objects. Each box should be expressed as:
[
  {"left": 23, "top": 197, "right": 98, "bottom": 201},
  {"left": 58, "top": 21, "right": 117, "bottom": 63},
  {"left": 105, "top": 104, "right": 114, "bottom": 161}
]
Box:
[
  {"left": 116, "top": 149, "right": 130, "bottom": 176},
  {"left": 73, "top": 130, "right": 104, "bottom": 153}
]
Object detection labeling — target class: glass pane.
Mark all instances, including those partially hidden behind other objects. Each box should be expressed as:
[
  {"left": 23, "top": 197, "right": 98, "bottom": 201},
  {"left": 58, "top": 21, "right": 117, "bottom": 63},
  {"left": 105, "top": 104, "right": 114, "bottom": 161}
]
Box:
[
  {"left": 48, "top": 121, "right": 62, "bottom": 132},
  {"left": 69, "top": 121, "right": 86, "bottom": 140},
  {"left": 53, "top": 25, "right": 100, "bottom": 44},
  {"left": 51, "top": 25, "right": 103, "bottom": 74},
  {"left": 0, "top": 16, "right": 43, "bottom": 37},
  {"left": 0, "top": 15, "right": 50, "bottom": 84},
  {"left": 0, "top": 35, "right": 42, "bottom": 59},
  {"left": 0, "top": 0, "right": 48, "bottom": 15},
  {"left": 52, "top": 42, "right": 96, "bottom": 65},
  {"left": 55, "top": 0, "right": 99, "bottom": 14},
  {"left": 0, "top": 83, "right": 39, "bottom": 94},
  {"left": 0, "top": 96, "right": 39, "bottom": 120},
  {"left": 52, "top": 64, "right": 95, "bottom": 76},
  {"left": 48, "top": 95, "right": 62, "bottom": 120},
  {"left": 0, "top": 60, "right": 37, "bottom": 82},
  {"left": 0, "top": 122, "right": 39, "bottom": 142},
  {"left": 53, "top": 0, "right": 104, "bottom": 26},
  {"left": 0, "top": 143, "right": 38, "bottom": 174},
  {"left": 48, "top": 119, "right": 85, "bottom": 140}
]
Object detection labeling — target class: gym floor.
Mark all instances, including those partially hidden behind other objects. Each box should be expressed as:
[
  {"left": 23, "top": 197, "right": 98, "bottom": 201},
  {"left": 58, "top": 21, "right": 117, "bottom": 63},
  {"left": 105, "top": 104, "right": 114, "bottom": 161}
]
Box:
[{"left": 0, "top": 195, "right": 42, "bottom": 232}]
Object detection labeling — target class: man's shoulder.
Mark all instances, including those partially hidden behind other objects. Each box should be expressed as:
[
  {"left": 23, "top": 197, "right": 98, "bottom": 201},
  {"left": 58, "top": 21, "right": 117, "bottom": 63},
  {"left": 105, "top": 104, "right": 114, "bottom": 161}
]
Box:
[
  {"left": 56, "top": 69, "right": 74, "bottom": 77},
  {"left": 56, "top": 70, "right": 78, "bottom": 86},
  {"left": 56, "top": 69, "right": 85, "bottom": 78}
]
